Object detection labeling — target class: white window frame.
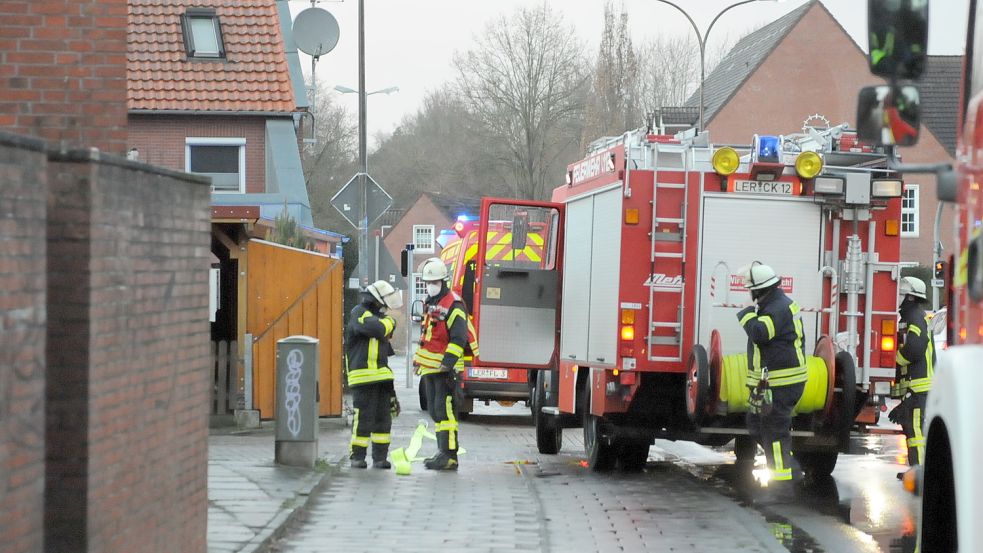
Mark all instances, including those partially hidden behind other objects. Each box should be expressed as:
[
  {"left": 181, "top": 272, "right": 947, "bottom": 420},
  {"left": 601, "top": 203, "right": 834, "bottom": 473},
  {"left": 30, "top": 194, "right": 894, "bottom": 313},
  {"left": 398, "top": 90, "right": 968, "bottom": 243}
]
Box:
[
  {"left": 412, "top": 273, "right": 427, "bottom": 302},
  {"left": 412, "top": 224, "right": 435, "bottom": 253},
  {"left": 901, "top": 184, "right": 920, "bottom": 237},
  {"left": 186, "top": 137, "right": 246, "bottom": 194}
]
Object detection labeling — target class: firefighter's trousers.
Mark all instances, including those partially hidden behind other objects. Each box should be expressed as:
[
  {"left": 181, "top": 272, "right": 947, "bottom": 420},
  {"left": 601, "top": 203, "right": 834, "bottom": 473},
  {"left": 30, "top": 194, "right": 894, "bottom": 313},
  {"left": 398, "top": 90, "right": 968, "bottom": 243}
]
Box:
[
  {"left": 746, "top": 381, "right": 805, "bottom": 482},
  {"left": 350, "top": 382, "right": 393, "bottom": 462},
  {"left": 423, "top": 371, "right": 459, "bottom": 458},
  {"left": 899, "top": 392, "right": 927, "bottom": 466}
]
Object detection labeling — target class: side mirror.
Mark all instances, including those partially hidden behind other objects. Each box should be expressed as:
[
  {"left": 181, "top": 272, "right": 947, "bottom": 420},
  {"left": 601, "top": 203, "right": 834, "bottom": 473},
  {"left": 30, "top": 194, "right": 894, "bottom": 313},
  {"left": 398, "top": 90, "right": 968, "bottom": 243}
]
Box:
[
  {"left": 857, "top": 85, "right": 921, "bottom": 147},
  {"left": 930, "top": 307, "right": 948, "bottom": 337},
  {"left": 937, "top": 167, "right": 958, "bottom": 202},
  {"left": 867, "top": 0, "right": 928, "bottom": 79},
  {"left": 512, "top": 211, "right": 529, "bottom": 252},
  {"left": 411, "top": 299, "right": 424, "bottom": 323}
]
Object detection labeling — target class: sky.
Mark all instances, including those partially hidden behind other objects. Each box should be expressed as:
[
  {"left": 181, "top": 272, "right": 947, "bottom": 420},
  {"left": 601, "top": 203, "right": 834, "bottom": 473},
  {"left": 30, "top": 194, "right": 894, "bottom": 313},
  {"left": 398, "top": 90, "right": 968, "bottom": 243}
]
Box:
[{"left": 289, "top": 0, "right": 969, "bottom": 144}]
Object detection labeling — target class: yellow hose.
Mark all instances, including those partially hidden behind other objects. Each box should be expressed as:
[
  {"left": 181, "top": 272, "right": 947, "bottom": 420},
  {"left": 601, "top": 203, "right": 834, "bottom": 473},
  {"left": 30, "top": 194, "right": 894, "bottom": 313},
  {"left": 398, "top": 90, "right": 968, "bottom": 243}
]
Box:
[{"left": 718, "top": 353, "right": 828, "bottom": 414}]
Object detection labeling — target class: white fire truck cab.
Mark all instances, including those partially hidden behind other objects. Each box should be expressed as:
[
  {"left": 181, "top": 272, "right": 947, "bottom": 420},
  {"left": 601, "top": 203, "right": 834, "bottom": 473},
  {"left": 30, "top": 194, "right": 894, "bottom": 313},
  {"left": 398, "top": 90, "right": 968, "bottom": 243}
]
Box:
[{"left": 470, "top": 121, "right": 907, "bottom": 478}]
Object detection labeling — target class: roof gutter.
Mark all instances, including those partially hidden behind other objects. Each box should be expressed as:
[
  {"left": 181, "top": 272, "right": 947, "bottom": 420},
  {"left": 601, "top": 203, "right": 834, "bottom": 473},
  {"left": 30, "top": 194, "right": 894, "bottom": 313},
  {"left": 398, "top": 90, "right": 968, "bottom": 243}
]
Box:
[{"left": 129, "top": 109, "right": 303, "bottom": 117}]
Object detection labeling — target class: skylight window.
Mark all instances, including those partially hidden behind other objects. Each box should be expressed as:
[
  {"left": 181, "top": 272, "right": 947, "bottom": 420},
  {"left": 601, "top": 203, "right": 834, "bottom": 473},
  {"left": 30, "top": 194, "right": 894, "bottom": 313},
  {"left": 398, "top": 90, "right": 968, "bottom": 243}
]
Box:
[{"left": 182, "top": 9, "right": 225, "bottom": 59}]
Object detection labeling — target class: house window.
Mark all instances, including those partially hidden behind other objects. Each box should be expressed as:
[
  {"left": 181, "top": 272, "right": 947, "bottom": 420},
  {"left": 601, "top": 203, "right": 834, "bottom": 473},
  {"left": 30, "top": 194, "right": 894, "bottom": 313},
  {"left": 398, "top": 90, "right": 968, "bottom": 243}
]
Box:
[
  {"left": 186, "top": 137, "right": 246, "bottom": 193},
  {"left": 412, "top": 273, "right": 428, "bottom": 300},
  {"left": 901, "top": 184, "right": 919, "bottom": 237},
  {"left": 413, "top": 225, "right": 435, "bottom": 253},
  {"left": 182, "top": 9, "right": 225, "bottom": 59}
]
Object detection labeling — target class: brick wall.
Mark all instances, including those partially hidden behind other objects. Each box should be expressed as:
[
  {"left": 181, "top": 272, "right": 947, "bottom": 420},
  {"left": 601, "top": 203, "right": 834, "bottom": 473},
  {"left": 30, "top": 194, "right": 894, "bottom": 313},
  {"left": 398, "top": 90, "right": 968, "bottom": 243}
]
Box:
[
  {"left": 0, "top": 0, "right": 128, "bottom": 153},
  {"left": 129, "top": 114, "right": 270, "bottom": 194},
  {"left": 0, "top": 134, "right": 48, "bottom": 553},
  {"left": 45, "top": 149, "right": 212, "bottom": 552}
]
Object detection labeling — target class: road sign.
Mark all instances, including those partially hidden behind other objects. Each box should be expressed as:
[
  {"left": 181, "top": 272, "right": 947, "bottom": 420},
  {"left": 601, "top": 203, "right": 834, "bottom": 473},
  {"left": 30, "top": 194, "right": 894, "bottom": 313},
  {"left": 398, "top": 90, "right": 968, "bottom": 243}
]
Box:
[
  {"left": 931, "top": 278, "right": 944, "bottom": 288},
  {"left": 330, "top": 173, "right": 393, "bottom": 229}
]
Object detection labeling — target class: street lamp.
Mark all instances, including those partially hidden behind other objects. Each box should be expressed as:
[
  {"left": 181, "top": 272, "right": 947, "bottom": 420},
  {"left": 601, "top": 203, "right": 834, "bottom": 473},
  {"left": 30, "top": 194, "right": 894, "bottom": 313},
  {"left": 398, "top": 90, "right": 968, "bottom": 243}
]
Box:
[
  {"left": 654, "top": 0, "right": 783, "bottom": 131},
  {"left": 333, "top": 85, "right": 399, "bottom": 96}
]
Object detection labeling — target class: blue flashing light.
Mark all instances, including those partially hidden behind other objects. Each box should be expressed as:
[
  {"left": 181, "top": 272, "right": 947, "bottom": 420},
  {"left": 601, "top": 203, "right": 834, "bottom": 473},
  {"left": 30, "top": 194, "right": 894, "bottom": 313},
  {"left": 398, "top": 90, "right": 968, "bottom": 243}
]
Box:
[
  {"left": 754, "top": 134, "right": 781, "bottom": 163},
  {"left": 457, "top": 214, "right": 469, "bottom": 222}
]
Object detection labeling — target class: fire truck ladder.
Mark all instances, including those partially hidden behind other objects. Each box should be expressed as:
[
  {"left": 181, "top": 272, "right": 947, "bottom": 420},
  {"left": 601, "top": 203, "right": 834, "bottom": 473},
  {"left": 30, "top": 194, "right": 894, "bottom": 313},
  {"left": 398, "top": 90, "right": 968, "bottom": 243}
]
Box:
[{"left": 647, "top": 142, "right": 691, "bottom": 363}]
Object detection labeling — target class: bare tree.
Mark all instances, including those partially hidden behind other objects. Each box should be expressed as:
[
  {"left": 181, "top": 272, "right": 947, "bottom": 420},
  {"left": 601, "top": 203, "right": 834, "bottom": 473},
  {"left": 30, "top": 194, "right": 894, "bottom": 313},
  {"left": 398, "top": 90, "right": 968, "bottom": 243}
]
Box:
[
  {"left": 635, "top": 29, "right": 743, "bottom": 119},
  {"left": 301, "top": 80, "right": 358, "bottom": 230},
  {"left": 453, "top": 3, "right": 588, "bottom": 200},
  {"left": 583, "top": 2, "right": 639, "bottom": 146}
]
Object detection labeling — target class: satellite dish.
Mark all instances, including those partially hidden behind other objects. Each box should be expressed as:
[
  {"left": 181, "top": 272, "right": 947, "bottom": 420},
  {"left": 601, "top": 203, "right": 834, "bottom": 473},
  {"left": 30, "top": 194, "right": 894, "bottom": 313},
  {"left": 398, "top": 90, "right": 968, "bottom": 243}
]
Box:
[{"left": 292, "top": 7, "right": 340, "bottom": 58}]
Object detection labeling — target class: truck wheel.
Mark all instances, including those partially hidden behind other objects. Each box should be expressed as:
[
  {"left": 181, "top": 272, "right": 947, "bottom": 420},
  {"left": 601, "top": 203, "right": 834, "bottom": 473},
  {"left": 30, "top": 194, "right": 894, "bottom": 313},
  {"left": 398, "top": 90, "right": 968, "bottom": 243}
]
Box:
[
  {"left": 618, "top": 439, "right": 650, "bottom": 472},
  {"left": 584, "top": 413, "right": 616, "bottom": 472},
  {"left": 833, "top": 351, "right": 857, "bottom": 451},
  {"left": 796, "top": 451, "right": 838, "bottom": 478},
  {"left": 685, "top": 344, "right": 711, "bottom": 426},
  {"left": 419, "top": 380, "right": 427, "bottom": 411},
  {"left": 534, "top": 370, "right": 562, "bottom": 454}
]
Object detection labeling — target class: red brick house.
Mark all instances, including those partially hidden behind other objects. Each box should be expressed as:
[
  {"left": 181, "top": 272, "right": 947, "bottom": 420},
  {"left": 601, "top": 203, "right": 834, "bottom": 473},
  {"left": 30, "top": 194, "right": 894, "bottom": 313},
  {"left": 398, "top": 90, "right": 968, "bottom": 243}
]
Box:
[
  {"left": 687, "top": 0, "right": 961, "bottom": 268},
  {"left": 380, "top": 193, "right": 481, "bottom": 350},
  {"left": 127, "top": 0, "right": 346, "bottom": 418}
]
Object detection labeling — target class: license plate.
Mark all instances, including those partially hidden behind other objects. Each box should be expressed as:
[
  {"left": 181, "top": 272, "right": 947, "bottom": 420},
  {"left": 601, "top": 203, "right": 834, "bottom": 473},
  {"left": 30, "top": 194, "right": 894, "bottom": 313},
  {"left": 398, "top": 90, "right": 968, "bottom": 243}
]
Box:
[
  {"left": 732, "top": 180, "right": 794, "bottom": 195},
  {"left": 468, "top": 368, "right": 508, "bottom": 379}
]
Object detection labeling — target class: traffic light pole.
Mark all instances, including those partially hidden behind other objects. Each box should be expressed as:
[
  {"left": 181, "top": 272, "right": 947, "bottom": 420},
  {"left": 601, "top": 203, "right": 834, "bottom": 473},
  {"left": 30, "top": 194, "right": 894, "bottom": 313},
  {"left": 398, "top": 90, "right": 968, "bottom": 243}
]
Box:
[
  {"left": 932, "top": 202, "right": 944, "bottom": 312},
  {"left": 356, "top": 0, "right": 368, "bottom": 287}
]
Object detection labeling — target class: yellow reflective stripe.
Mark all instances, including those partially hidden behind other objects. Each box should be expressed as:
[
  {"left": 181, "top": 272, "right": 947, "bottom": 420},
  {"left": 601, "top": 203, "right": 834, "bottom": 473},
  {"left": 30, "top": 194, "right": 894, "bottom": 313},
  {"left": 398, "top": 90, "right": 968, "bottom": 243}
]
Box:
[
  {"left": 370, "top": 433, "right": 391, "bottom": 444},
  {"left": 415, "top": 349, "right": 444, "bottom": 361},
  {"left": 444, "top": 395, "right": 458, "bottom": 450},
  {"left": 789, "top": 302, "right": 801, "bottom": 316},
  {"left": 359, "top": 310, "right": 372, "bottom": 323},
  {"left": 793, "top": 317, "right": 806, "bottom": 367},
  {"left": 447, "top": 307, "right": 467, "bottom": 328},
  {"left": 351, "top": 408, "right": 369, "bottom": 449},
  {"left": 740, "top": 312, "right": 756, "bottom": 326},
  {"left": 759, "top": 315, "right": 776, "bottom": 340},
  {"left": 522, "top": 247, "right": 542, "bottom": 262},
  {"left": 896, "top": 350, "right": 910, "bottom": 366},
  {"left": 347, "top": 367, "right": 394, "bottom": 385},
  {"left": 528, "top": 232, "right": 544, "bottom": 246},
  {"left": 445, "top": 343, "right": 464, "bottom": 357},
  {"left": 368, "top": 338, "right": 378, "bottom": 371},
  {"left": 380, "top": 317, "right": 394, "bottom": 335},
  {"left": 772, "top": 469, "right": 793, "bottom": 481},
  {"left": 909, "top": 377, "right": 932, "bottom": 392},
  {"left": 772, "top": 441, "right": 786, "bottom": 473},
  {"left": 908, "top": 325, "right": 922, "bottom": 336}
]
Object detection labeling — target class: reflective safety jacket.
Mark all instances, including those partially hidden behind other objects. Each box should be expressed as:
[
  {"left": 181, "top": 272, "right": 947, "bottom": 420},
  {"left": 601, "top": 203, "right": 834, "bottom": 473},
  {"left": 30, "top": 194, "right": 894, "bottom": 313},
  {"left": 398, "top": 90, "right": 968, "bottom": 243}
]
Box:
[
  {"left": 737, "top": 287, "right": 808, "bottom": 387},
  {"left": 894, "top": 300, "right": 935, "bottom": 396},
  {"left": 413, "top": 289, "right": 478, "bottom": 375},
  {"left": 345, "top": 303, "right": 396, "bottom": 387}
]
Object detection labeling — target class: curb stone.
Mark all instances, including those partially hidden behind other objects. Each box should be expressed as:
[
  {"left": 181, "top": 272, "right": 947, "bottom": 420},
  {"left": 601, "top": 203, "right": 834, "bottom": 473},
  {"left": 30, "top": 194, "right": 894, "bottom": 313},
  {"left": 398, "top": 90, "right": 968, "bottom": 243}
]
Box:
[{"left": 244, "top": 455, "right": 345, "bottom": 553}]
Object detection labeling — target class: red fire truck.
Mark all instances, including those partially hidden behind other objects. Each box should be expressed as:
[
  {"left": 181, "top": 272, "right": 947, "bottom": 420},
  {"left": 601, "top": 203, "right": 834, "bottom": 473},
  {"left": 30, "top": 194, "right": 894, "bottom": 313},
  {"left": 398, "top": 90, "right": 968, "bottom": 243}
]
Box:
[
  {"left": 469, "top": 123, "right": 906, "bottom": 477},
  {"left": 427, "top": 218, "right": 547, "bottom": 416},
  {"left": 859, "top": 1, "right": 983, "bottom": 550}
]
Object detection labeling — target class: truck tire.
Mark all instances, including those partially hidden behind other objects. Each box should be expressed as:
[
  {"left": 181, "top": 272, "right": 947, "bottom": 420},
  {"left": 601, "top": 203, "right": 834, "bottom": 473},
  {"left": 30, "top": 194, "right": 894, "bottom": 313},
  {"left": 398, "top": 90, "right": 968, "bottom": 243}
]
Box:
[
  {"left": 796, "top": 451, "right": 838, "bottom": 479},
  {"left": 582, "top": 382, "right": 616, "bottom": 472},
  {"left": 685, "top": 344, "right": 711, "bottom": 426},
  {"left": 833, "top": 351, "right": 857, "bottom": 451},
  {"left": 534, "top": 370, "right": 562, "bottom": 454}
]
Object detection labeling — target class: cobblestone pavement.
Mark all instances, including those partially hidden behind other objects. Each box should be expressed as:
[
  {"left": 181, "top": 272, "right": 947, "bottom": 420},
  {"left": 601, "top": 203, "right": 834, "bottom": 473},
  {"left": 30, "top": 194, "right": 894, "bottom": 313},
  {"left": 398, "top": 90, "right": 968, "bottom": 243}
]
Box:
[{"left": 268, "top": 359, "right": 787, "bottom": 553}]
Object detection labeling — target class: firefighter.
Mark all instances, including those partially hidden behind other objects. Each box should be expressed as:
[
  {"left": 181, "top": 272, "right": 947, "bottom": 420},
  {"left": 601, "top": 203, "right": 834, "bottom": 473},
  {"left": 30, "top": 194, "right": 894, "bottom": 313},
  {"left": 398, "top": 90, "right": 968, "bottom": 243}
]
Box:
[
  {"left": 345, "top": 280, "right": 403, "bottom": 469},
  {"left": 889, "top": 276, "right": 935, "bottom": 468},
  {"left": 412, "top": 257, "right": 478, "bottom": 471},
  {"left": 736, "top": 262, "right": 808, "bottom": 493}
]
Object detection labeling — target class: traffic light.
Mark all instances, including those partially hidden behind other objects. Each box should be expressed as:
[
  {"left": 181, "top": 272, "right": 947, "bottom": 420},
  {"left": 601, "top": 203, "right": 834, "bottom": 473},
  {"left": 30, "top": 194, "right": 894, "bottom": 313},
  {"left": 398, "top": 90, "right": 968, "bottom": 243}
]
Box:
[{"left": 934, "top": 260, "right": 945, "bottom": 280}]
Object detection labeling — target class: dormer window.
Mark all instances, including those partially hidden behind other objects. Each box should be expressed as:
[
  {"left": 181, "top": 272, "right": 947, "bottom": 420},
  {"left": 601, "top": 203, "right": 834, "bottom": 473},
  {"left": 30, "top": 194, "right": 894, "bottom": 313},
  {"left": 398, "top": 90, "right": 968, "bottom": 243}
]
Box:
[{"left": 182, "top": 9, "right": 225, "bottom": 59}]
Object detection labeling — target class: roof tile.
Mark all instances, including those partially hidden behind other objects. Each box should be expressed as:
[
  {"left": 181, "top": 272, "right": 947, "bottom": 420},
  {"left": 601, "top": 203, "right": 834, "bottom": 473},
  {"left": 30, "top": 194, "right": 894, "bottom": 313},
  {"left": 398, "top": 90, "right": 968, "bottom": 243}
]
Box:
[{"left": 127, "top": 0, "right": 297, "bottom": 113}]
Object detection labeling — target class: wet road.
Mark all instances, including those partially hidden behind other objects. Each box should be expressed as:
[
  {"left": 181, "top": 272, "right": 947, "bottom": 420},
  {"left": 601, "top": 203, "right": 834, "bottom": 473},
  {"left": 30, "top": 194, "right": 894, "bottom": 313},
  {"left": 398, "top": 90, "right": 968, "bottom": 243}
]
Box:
[{"left": 273, "top": 376, "right": 919, "bottom": 553}]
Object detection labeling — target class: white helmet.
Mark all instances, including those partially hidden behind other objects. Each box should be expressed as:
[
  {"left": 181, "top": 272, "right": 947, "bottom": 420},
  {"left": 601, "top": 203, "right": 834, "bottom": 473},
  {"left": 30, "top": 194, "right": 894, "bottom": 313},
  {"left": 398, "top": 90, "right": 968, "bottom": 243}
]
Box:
[
  {"left": 899, "top": 276, "right": 927, "bottom": 300},
  {"left": 742, "top": 262, "right": 779, "bottom": 291},
  {"left": 419, "top": 257, "right": 448, "bottom": 282},
  {"left": 366, "top": 280, "right": 404, "bottom": 309}
]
